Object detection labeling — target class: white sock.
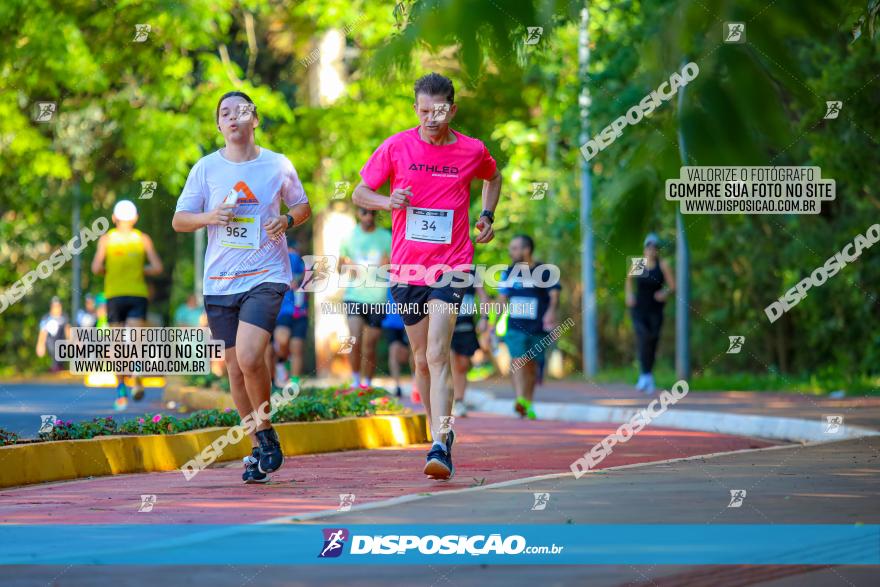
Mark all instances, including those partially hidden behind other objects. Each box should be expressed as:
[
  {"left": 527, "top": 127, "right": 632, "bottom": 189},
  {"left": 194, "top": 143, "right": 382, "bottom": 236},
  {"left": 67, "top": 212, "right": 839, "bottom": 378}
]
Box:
[{"left": 352, "top": 372, "right": 361, "bottom": 388}]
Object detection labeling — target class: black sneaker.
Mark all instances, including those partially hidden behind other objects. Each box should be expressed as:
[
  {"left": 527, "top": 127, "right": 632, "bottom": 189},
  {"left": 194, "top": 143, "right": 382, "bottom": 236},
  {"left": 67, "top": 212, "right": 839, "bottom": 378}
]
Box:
[
  {"left": 423, "top": 443, "right": 454, "bottom": 480},
  {"left": 395, "top": 386, "right": 403, "bottom": 398},
  {"left": 256, "top": 428, "right": 284, "bottom": 474},
  {"left": 242, "top": 447, "right": 269, "bottom": 484}
]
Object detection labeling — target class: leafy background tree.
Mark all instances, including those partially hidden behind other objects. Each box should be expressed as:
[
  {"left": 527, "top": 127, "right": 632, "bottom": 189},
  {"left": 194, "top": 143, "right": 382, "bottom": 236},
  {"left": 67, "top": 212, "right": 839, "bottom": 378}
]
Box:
[{"left": 0, "top": 0, "right": 877, "bottom": 392}]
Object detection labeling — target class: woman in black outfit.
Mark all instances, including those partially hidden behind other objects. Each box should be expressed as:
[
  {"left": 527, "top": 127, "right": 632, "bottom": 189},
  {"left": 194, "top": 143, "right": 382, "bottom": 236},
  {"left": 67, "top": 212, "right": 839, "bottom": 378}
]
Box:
[{"left": 625, "top": 233, "right": 675, "bottom": 394}]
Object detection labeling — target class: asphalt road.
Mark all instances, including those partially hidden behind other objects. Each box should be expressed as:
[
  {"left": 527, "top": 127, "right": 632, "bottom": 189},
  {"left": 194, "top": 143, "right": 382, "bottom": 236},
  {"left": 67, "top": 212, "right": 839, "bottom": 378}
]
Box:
[{"left": 0, "top": 381, "right": 166, "bottom": 438}]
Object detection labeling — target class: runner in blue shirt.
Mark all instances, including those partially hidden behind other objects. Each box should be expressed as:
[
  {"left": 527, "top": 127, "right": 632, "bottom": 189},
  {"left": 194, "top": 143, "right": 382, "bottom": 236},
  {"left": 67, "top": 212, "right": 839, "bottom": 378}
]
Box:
[{"left": 498, "top": 235, "right": 560, "bottom": 420}]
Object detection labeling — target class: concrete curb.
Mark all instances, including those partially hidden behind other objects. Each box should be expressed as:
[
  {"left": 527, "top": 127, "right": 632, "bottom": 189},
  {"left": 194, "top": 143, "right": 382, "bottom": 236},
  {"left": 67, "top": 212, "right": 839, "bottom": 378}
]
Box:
[
  {"left": 466, "top": 389, "right": 879, "bottom": 443},
  {"left": 0, "top": 414, "right": 428, "bottom": 489}
]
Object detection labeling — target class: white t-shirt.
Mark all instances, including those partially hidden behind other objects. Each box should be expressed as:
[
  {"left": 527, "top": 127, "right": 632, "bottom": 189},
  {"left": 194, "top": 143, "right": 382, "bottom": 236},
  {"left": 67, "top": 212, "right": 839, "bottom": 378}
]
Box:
[{"left": 176, "top": 148, "right": 309, "bottom": 296}]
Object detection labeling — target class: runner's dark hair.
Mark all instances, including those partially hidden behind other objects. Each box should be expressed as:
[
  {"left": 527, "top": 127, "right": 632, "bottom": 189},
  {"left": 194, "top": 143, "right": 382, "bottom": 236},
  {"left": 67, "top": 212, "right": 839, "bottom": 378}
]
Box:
[
  {"left": 414, "top": 73, "right": 454, "bottom": 104},
  {"left": 216, "top": 91, "right": 257, "bottom": 122}
]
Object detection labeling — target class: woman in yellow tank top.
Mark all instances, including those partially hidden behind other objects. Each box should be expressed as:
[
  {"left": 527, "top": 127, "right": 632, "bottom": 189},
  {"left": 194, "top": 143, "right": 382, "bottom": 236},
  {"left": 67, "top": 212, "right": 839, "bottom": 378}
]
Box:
[
  {"left": 103, "top": 228, "right": 150, "bottom": 299},
  {"left": 90, "top": 200, "right": 163, "bottom": 408}
]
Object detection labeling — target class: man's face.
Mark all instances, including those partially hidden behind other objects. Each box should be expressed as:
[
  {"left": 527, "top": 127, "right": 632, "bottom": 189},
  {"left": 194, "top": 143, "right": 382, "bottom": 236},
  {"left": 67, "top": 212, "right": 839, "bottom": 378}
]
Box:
[
  {"left": 358, "top": 208, "right": 376, "bottom": 229},
  {"left": 414, "top": 93, "right": 456, "bottom": 139},
  {"left": 509, "top": 238, "right": 528, "bottom": 263},
  {"left": 217, "top": 96, "right": 258, "bottom": 143}
]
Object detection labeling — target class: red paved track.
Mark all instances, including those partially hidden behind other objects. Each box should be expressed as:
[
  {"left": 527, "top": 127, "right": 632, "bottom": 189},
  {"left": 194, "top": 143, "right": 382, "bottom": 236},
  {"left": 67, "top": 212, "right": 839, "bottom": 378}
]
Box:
[{"left": 0, "top": 414, "right": 775, "bottom": 525}]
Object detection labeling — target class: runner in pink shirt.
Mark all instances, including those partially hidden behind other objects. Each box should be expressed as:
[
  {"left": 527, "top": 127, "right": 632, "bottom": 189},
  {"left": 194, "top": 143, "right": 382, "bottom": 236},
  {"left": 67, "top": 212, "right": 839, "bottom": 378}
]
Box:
[{"left": 353, "top": 73, "right": 502, "bottom": 480}]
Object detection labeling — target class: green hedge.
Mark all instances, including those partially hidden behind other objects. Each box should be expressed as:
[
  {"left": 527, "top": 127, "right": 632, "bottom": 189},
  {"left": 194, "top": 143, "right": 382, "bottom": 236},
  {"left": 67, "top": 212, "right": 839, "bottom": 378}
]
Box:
[{"left": 1, "top": 386, "right": 400, "bottom": 445}]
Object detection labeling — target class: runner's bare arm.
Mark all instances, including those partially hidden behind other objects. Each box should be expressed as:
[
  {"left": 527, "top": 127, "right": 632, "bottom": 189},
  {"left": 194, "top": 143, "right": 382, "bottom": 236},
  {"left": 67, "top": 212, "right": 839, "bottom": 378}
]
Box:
[
  {"left": 90, "top": 234, "right": 107, "bottom": 275},
  {"left": 474, "top": 170, "right": 501, "bottom": 244},
  {"left": 655, "top": 259, "right": 676, "bottom": 302},
  {"left": 625, "top": 273, "right": 636, "bottom": 307},
  {"left": 352, "top": 181, "right": 411, "bottom": 211},
  {"left": 476, "top": 285, "right": 492, "bottom": 332},
  {"left": 141, "top": 234, "right": 164, "bottom": 276},
  {"left": 36, "top": 329, "right": 47, "bottom": 357},
  {"left": 544, "top": 289, "right": 560, "bottom": 330},
  {"left": 287, "top": 201, "right": 312, "bottom": 227},
  {"left": 171, "top": 204, "right": 235, "bottom": 232},
  {"left": 337, "top": 255, "right": 350, "bottom": 274},
  {"left": 265, "top": 202, "right": 312, "bottom": 238}
]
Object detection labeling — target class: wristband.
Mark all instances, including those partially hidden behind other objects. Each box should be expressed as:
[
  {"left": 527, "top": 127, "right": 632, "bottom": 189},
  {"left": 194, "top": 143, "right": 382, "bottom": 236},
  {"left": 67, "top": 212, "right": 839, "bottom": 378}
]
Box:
[
  {"left": 479, "top": 209, "right": 495, "bottom": 224},
  {"left": 286, "top": 213, "right": 294, "bottom": 228}
]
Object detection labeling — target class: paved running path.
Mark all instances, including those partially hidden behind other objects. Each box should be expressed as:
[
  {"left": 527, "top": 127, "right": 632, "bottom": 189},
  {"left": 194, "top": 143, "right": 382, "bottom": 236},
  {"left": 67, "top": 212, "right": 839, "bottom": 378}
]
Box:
[
  {"left": 476, "top": 379, "right": 880, "bottom": 430},
  {"left": 3, "top": 438, "right": 876, "bottom": 587},
  {"left": 0, "top": 413, "right": 775, "bottom": 524}
]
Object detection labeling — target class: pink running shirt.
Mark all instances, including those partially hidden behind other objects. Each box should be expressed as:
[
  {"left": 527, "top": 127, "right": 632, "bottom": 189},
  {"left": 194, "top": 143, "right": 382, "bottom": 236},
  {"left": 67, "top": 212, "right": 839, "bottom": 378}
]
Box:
[{"left": 359, "top": 127, "right": 497, "bottom": 285}]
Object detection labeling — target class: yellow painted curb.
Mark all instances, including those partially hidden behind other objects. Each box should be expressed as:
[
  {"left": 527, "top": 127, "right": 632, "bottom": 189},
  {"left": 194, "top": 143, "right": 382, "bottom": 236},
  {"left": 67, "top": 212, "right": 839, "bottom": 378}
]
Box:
[{"left": 0, "top": 414, "right": 428, "bottom": 489}]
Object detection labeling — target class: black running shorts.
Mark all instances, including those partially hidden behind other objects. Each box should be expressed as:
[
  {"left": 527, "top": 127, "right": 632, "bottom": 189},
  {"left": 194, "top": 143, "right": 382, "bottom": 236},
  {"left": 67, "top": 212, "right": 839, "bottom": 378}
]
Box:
[{"left": 204, "top": 282, "right": 288, "bottom": 348}]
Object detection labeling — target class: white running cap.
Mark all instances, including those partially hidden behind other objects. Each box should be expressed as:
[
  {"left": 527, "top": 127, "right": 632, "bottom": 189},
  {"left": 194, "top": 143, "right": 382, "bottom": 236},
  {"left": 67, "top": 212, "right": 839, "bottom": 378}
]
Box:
[{"left": 113, "top": 200, "right": 138, "bottom": 222}]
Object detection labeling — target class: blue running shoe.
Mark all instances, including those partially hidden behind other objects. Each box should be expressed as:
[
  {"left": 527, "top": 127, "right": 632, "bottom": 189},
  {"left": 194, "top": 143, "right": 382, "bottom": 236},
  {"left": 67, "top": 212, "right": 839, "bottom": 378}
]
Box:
[
  {"left": 423, "top": 442, "right": 454, "bottom": 480},
  {"left": 242, "top": 447, "right": 269, "bottom": 484},
  {"left": 256, "top": 428, "right": 284, "bottom": 474},
  {"left": 445, "top": 429, "right": 455, "bottom": 455}
]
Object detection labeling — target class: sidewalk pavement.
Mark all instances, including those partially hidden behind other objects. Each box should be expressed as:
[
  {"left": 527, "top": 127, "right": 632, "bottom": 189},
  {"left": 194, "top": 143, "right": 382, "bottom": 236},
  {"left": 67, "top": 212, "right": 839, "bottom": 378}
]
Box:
[
  {"left": 2, "top": 378, "right": 878, "bottom": 587},
  {"left": 0, "top": 413, "right": 774, "bottom": 524},
  {"left": 474, "top": 378, "right": 880, "bottom": 431},
  {"left": 3, "top": 431, "right": 877, "bottom": 586}
]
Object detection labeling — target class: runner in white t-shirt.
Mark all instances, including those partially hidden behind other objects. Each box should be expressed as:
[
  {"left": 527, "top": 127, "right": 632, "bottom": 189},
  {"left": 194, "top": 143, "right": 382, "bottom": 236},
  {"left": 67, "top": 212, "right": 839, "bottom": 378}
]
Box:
[{"left": 172, "top": 91, "right": 311, "bottom": 484}]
